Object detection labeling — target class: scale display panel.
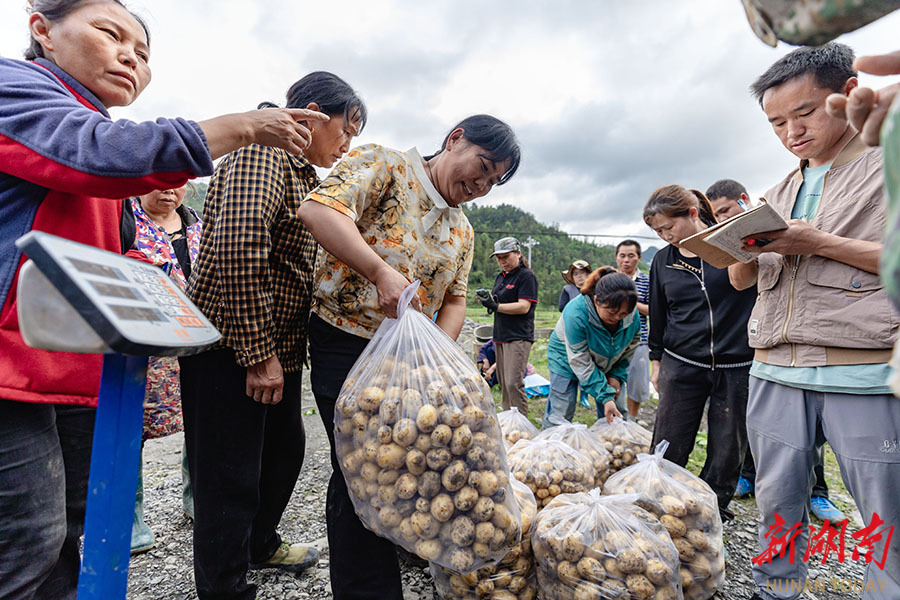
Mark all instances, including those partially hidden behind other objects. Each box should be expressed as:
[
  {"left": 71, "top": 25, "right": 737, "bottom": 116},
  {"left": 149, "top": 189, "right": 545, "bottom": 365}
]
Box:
[{"left": 16, "top": 232, "right": 220, "bottom": 356}]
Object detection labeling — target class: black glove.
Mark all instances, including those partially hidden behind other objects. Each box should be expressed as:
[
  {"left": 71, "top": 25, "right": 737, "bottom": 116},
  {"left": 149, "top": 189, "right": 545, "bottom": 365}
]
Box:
[{"left": 477, "top": 292, "right": 499, "bottom": 314}]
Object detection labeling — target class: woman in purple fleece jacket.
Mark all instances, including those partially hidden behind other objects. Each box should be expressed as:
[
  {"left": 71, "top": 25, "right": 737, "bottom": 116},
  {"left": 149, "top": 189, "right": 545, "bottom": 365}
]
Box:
[{"left": 0, "top": 2, "right": 330, "bottom": 598}]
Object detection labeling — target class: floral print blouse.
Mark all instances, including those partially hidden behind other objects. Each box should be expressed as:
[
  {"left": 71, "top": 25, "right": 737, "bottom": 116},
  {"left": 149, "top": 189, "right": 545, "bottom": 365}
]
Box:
[
  {"left": 129, "top": 198, "right": 201, "bottom": 440},
  {"left": 304, "top": 145, "right": 474, "bottom": 339}
]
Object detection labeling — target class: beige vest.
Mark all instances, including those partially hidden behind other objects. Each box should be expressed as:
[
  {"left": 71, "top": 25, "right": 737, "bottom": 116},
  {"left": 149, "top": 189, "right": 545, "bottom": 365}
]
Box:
[{"left": 750, "top": 135, "right": 899, "bottom": 367}]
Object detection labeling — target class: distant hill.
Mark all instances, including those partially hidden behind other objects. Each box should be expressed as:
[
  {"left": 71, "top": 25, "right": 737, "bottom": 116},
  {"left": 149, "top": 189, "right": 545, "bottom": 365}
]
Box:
[
  {"left": 463, "top": 204, "right": 621, "bottom": 308},
  {"left": 642, "top": 245, "right": 659, "bottom": 263}
]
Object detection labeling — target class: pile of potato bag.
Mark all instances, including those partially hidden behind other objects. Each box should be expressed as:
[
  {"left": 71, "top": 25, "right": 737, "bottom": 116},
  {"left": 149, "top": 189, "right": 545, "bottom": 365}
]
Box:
[
  {"left": 535, "top": 423, "right": 611, "bottom": 488},
  {"left": 333, "top": 289, "right": 522, "bottom": 572},
  {"left": 589, "top": 417, "right": 652, "bottom": 474},
  {"left": 497, "top": 407, "right": 540, "bottom": 448},
  {"left": 506, "top": 438, "right": 595, "bottom": 509},
  {"left": 602, "top": 442, "right": 725, "bottom": 599},
  {"left": 532, "top": 490, "right": 683, "bottom": 600},
  {"left": 430, "top": 478, "right": 539, "bottom": 600}
]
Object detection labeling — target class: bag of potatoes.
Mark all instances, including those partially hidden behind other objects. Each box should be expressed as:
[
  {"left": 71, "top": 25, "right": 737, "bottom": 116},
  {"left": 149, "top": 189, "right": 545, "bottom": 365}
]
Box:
[
  {"left": 497, "top": 407, "right": 539, "bottom": 448},
  {"left": 430, "top": 478, "right": 539, "bottom": 600},
  {"left": 534, "top": 423, "right": 611, "bottom": 489},
  {"left": 589, "top": 417, "right": 651, "bottom": 474},
  {"left": 333, "top": 283, "right": 522, "bottom": 572},
  {"left": 601, "top": 441, "right": 724, "bottom": 600},
  {"left": 506, "top": 438, "right": 594, "bottom": 509},
  {"left": 532, "top": 490, "right": 682, "bottom": 600}
]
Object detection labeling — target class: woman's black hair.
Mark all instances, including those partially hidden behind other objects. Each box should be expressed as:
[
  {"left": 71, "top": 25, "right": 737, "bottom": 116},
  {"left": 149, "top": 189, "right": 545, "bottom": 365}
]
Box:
[
  {"left": 258, "top": 71, "right": 367, "bottom": 133},
  {"left": 643, "top": 185, "right": 717, "bottom": 228},
  {"left": 26, "top": 0, "right": 150, "bottom": 60},
  {"left": 581, "top": 266, "right": 637, "bottom": 312},
  {"left": 429, "top": 114, "right": 521, "bottom": 185}
]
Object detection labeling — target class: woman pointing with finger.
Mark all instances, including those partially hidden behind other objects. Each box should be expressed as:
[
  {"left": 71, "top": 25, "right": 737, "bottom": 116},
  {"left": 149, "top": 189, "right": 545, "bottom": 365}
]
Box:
[{"left": 179, "top": 71, "right": 367, "bottom": 600}]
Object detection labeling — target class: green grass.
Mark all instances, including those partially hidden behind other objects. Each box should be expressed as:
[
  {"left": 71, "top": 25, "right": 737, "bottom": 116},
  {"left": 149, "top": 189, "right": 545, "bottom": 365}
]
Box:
[{"left": 466, "top": 306, "right": 561, "bottom": 330}]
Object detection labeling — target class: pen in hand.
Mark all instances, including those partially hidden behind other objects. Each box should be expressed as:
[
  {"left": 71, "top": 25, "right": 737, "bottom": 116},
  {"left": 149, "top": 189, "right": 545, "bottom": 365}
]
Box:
[{"left": 745, "top": 238, "right": 771, "bottom": 247}]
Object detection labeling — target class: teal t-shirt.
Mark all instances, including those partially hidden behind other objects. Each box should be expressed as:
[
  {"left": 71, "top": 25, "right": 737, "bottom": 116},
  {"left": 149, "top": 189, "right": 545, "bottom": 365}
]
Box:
[{"left": 751, "top": 162, "right": 893, "bottom": 395}]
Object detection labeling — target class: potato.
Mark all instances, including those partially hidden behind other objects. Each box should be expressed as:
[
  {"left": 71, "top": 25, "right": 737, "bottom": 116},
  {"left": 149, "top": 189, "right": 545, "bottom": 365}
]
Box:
[
  {"left": 557, "top": 560, "right": 580, "bottom": 586},
  {"left": 416, "top": 404, "right": 438, "bottom": 433},
  {"left": 573, "top": 581, "right": 603, "bottom": 600},
  {"left": 660, "top": 495, "right": 687, "bottom": 518},
  {"left": 401, "top": 389, "right": 423, "bottom": 416},
  {"left": 342, "top": 448, "right": 365, "bottom": 474},
  {"left": 397, "top": 517, "right": 417, "bottom": 544},
  {"left": 377, "top": 468, "right": 400, "bottom": 486},
  {"left": 476, "top": 471, "right": 500, "bottom": 497},
  {"left": 430, "top": 493, "right": 454, "bottom": 522},
  {"left": 378, "top": 398, "right": 400, "bottom": 425},
  {"left": 415, "top": 538, "right": 442, "bottom": 561},
  {"left": 441, "top": 460, "right": 470, "bottom": 492},
  {"left": 561, "top": 532, "right": 586, "bottom": 562},
  {"left": 426, "top": 447, "right": 452, "bottom": 471},
  {"left": 617, "top": 547, "right": 647, "bottom": 574},
  {"left": 418, "top": 471, "right": 441, "bottom": 499},
  {"left": 377, "top": 484, "right": 398, "bottom": 506},
  {"left": 378, "top": 506, "right": 402, "bottom": 528},
  {"left": 576, "top": 556, "right": 606, "bottom": 583},
  {"left": 360, "top": 461, "right": 379, "bottom": 483},
  {"left": 450, "top": 424, "right": 473, "bottom": 455},
  {"left": 659, "top": 515, "right": 687, "bottom": 539},
  {"left": 449, "top": 516, "right": 476, "bottom": 546},
  {"left": 439, "top": 404, "right": 464, "bottom": 428},
  {"left": 462, "top": 405, "right": 485, "bottom": 430},
  {"left": 625, "top": 574, "right": 655, "bottom": 600},
  {"left": 405, "top": 449, "right": 427, "bottom": 475},
  {"left": 357, "top": 386, "right": 385, "bottom": 413},
  {"left": 413, "top": 433, "right": 432, "bottom": 453},
  {"left": 411, "top": 511, "right": 440, "bottom": 539},
  {"left": 392, "top": 418, "right": 418, "bottom": 447},
  {"left": 453, "top": 486, "right": 479, "bottom": 512},
  {"left": 685, "top": 529, "right": 710, "bottom": 552},
  {"left": 431, "top": 424, "right": 452, "bottom": 447},
  {"left": 394, "top": 473, "right": 418, "bottom": 500},
  {"left": 448, "top": 547, "right": 475, "bottom": 572}
]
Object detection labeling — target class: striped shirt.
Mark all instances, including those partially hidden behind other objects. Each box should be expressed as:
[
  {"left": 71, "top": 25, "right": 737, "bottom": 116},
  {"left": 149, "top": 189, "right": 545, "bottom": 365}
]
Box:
[
  {"left": 633, "top": 271, "right": 650, "bottom": 345},
  {"left": 187, "top": 144, "right": 320, "bottom": 372}
]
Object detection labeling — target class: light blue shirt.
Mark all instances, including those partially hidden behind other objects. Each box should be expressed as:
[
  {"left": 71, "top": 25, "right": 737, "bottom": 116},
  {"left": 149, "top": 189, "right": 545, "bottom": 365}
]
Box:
[{"left": 752, "top": 162, "right": 893, "bottom": 395}]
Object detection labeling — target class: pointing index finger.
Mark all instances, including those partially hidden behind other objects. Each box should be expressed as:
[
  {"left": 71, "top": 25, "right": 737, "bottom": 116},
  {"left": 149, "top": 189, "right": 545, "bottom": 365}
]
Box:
[
  {"left": 855, "top": 51, "right": 900, "bottom": 77},
  {"left": 284, "top": 108, "right": 331, "bottom": 122}
]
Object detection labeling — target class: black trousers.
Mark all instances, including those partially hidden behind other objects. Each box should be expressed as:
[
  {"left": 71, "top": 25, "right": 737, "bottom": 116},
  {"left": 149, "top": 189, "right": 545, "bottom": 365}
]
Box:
[
  {"left": 741, "top": 422, "right": 830, "bottom": 499},
  {"left": 308, "top": 314, "right": 403, "bottom": 600},
  {"left": 0, "top": 401, "right": 94, "bottom": 600},
  {"left": 180, "top": 348, "right": 306, "bottom": 600},
  {"left": 651, "top": 354, "right": 749, "bottom": 516}
]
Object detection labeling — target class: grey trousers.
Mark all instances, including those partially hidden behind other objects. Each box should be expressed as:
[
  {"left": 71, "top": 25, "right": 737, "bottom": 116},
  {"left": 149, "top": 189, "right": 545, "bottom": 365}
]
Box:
[
  {"left": 747, "top": 376, "right": 900, "bottom": 600},
  {"left": 495, "top": 340, "right": 532, "bottom": 414}
]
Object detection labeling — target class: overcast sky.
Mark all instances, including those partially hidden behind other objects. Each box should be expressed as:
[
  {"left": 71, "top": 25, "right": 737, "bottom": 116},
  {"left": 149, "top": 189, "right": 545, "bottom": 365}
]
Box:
[{"left": 3, "top": 1, "right": 900, "bottom": 246}]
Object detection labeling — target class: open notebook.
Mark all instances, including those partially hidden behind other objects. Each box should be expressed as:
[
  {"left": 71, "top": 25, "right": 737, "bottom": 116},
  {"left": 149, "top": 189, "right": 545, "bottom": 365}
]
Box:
[{"left": 679, "top": 201, "right": 787, "bottom": 268}]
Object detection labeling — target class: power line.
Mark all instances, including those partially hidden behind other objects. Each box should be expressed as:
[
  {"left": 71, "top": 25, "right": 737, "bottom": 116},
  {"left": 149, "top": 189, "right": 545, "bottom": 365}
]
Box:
[{"left": 472, "top": 230, "right": 658, "bottom": 241}]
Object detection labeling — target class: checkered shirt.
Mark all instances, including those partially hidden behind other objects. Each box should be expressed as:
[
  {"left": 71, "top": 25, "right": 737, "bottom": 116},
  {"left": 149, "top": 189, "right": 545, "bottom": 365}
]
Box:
[{"left": 187, "top": 144, "right": 319, "bottom": 372}]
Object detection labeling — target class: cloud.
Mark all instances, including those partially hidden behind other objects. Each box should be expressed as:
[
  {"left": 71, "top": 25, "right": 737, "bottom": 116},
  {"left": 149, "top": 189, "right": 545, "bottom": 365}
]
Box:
[{"left": 3, "top": 0, "right": 900, "bottom": 247}]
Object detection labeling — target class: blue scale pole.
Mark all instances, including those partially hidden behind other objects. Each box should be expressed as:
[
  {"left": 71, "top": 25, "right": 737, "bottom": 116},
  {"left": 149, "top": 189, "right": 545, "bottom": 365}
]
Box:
[{"left": 77, "top": 353, "right": 147, "bottom": 599}]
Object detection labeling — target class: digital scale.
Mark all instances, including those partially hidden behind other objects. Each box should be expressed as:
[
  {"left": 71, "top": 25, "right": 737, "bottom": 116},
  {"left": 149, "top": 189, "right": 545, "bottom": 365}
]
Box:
[{"left": 15, "top": 231, "right": 220, "bottom": 600}]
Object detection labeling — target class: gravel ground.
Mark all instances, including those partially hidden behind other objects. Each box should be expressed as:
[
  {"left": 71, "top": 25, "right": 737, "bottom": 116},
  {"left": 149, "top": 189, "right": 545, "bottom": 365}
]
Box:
[{"left": 129, "top": 358, "right": 867, "bottom": 599}]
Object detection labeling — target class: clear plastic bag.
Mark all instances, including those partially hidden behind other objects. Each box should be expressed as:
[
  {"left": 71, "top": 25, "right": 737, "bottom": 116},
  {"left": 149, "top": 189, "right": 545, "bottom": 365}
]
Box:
[
  {"left": 506, "top": 438, "right": 594, "bottom": 509},
  {"left": 601, "top": 441, "right": 724, "bottom": 600},
  {"left": 497, "top": 407, "right": 540, "bottom": 448},
  {"left": 535, "top": 423, "right": 612, "bottom": 489},
  {"left": 334, "top": 283, "right": 521, "bottom": 572},
  {"left": 430, "top": 479, "right": 539, "bottom": 600},
  {"left": 532, "top": 490, "right": 682, "bottom": 600},
  {"left": 588, "top": 417, "right": 652, "bottom": 474}
]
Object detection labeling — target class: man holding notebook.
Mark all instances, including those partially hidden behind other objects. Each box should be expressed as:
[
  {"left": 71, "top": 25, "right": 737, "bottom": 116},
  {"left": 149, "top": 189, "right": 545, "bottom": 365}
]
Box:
[{"left": 729, "top": 43, "right": 899, "bottom": 600}]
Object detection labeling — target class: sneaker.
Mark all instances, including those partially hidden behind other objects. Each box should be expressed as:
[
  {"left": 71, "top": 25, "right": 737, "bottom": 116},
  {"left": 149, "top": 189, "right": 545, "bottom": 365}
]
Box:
[
  {"left": 734, "top": 476, "right": 755, "bottom": 499},
  {"left": 249, "top": 542, "right": 319, "bottom": 573},
  {"left": 810, "top": 496, "right": 848, "bottom": 523}
]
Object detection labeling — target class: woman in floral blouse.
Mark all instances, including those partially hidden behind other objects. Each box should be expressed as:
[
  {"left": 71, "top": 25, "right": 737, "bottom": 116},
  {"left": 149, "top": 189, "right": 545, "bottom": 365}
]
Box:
[
  {"left": 299, "top": 114, "right": 522, "bottom": 600},
  {"left": 125, "top": 183, "right": 200, "bottom": 552}
]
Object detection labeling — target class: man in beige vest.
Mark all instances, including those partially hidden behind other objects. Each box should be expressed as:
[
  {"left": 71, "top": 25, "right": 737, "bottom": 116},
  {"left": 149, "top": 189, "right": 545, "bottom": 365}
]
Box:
[{"left": 730, "top": 43, "right": 899, "bottom": 600}]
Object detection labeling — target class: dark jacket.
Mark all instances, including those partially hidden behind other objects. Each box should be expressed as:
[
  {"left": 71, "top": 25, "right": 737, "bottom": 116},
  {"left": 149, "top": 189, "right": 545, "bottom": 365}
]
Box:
[{"left": 648, "top": 244, "right": 756, "bottom": 369}]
